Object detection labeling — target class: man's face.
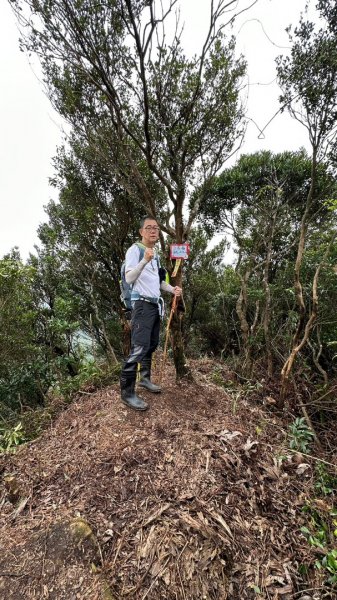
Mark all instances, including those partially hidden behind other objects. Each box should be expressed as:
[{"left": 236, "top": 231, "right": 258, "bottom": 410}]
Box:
[{"left": 140, "top": 219, "right": 160, "bottom": 244}]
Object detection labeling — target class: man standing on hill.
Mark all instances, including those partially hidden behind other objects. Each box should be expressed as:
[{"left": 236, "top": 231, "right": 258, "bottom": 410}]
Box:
[{"left": 120, "top": 216, "right": 182, "bottom": 411}]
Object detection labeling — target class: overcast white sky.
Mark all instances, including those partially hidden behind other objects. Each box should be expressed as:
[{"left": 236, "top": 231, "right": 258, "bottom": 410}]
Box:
[{"left": 1, "top": 0, "right": 313, "bottom": 260}]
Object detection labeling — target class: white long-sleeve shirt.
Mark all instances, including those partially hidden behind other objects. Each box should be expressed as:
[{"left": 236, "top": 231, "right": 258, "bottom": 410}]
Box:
[{"left": 125, "top": 244, "right": 174, "bottom": 297}]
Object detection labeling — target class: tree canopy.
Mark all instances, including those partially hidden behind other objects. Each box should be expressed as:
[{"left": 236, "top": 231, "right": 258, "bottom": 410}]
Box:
[{"left": 11, "top": 0, "right": 246, "bottom": 239}]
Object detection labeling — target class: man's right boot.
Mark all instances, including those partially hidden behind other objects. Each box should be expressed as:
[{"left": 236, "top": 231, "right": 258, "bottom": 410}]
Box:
[{"left": 120, "top": 374, "right": 148, "bottom": 411}]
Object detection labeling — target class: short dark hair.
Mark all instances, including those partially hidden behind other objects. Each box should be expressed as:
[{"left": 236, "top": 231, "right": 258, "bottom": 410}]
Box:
[{"left": 140, "top": 215, "right": 158, "bottom": 229}]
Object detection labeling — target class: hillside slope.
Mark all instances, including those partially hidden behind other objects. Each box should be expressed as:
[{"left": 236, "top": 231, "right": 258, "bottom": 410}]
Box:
[{"left": 0, "top": 360, "right": 332, "bottom": 599}]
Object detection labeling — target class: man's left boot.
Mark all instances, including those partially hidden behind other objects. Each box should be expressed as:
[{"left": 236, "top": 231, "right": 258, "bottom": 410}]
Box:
[{"left": 138, "top": 358, "right": 161, "bottom": 393}]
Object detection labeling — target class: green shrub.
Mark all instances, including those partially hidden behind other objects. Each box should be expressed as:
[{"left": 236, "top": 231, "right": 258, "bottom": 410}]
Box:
[
  {"left": 0, "top": 422, "right": 25, "bottom": 453},
  {"left": 288, "top": 417, "right": 315, "bottom": 453}
]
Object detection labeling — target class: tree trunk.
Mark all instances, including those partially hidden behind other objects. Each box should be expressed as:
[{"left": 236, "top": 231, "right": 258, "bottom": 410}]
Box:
[
  {"left": 236, "top": 270, "right": 250, "bottom": 347},
  {"left": 236, "top": 268, "right": 251, "bottom": 370},
  {"left": 262, "top": 207, "right": 277, "bottom": 378},
  {"left": 89, "top": 287, "right": 119, "bottom": 366},
  {"left": 170, "top": 311, "right": 191, "bottom": 379},
  {"left": 293, "top": 150, "right": 317, "bottom": 346},
  {"left": 308, "top": 335, "right": 329, "bottom": 386},
  {"left": 280, "top": 231, "right": 335, "bottom": 402},
  {"left": 280, "top": 151, "right": 317, "bottom": 401},
  {"left": 170, "top": 264, "right": 192, "bottom": 380}
]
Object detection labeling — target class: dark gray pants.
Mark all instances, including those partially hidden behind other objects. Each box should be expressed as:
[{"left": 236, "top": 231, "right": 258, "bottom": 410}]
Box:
[{"left": 121, "top": 300, "right": 160, "bottom": 379}]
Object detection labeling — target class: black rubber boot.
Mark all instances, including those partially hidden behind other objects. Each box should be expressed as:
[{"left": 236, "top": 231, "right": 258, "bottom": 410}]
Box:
[
  {"left": 138, "top": 358, "right": 161, "bottom": 393},
  {"left": 120, "top": 374, "right": 148, "bottom": 411}
]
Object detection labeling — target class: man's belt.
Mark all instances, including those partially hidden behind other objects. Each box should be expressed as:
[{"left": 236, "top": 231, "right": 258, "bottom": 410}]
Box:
[{"left": 131, "top": 293, "right": 160, "bottom": 304}]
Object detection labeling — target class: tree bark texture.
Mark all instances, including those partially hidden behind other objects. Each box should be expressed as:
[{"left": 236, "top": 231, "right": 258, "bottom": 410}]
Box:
[
  {"left": 170, "top": 265, "right": 192, "bottom": 380},
  {"left": 280, "top": 231, "right": 336, "bottom": 402}
]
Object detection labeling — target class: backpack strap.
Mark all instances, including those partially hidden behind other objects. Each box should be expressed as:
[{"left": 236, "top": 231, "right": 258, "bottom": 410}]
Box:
[{"left": 134, "top": 242, "right": 146, "bottom": 261}]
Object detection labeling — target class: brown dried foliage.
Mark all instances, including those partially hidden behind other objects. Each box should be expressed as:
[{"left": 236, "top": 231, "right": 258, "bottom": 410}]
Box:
[{"left": 0, "top": 359, "right": 335, "bottom": 599}]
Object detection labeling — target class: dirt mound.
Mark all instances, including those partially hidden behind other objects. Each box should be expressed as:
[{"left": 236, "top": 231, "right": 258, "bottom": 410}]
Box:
[{"left": 0, "top": 360, "right": 332, "bottom": 599}]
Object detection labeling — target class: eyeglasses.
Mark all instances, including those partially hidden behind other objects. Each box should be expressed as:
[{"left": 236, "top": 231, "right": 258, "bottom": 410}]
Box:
[{"left": 144, "top": 226, "right": 160, "bottom": 231}]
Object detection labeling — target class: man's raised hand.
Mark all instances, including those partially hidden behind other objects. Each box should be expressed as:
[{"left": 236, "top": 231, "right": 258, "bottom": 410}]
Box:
[{"left": 144, "top": 248, "right": 154, "bottom": 262}]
